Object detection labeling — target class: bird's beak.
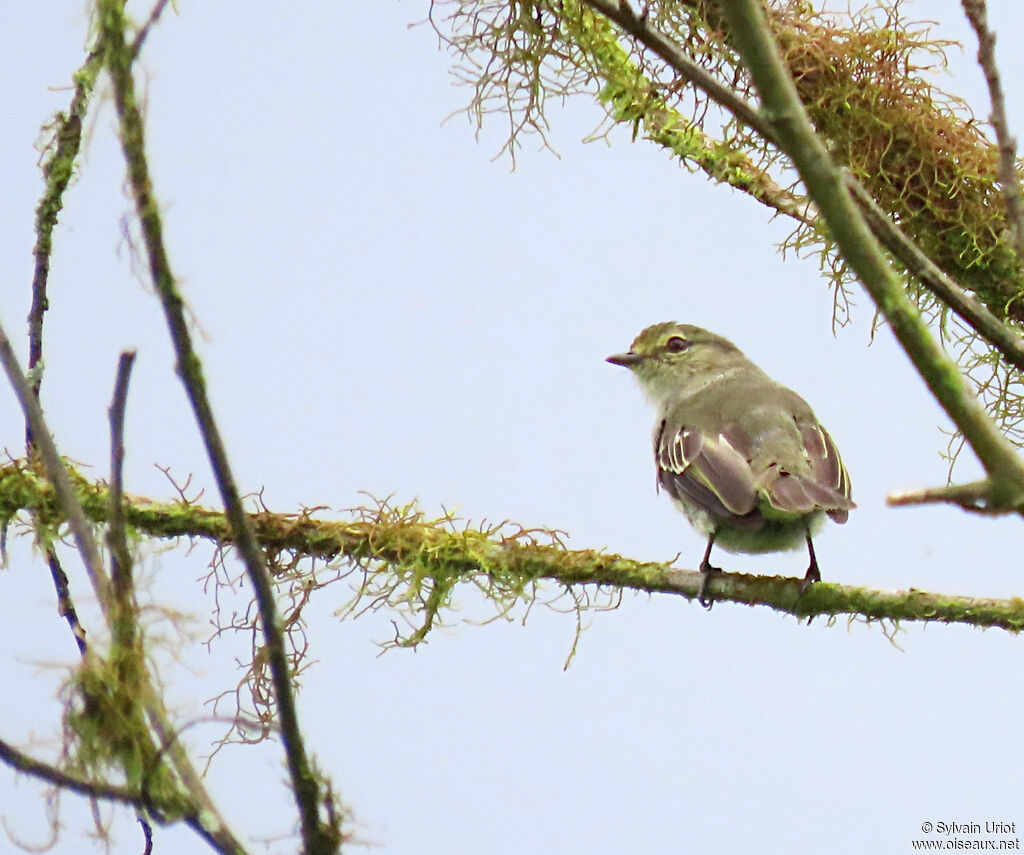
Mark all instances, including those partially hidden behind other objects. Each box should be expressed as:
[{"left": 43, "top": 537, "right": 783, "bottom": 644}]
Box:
[{"left": 606, "top": 352, "right": 643, "bottom": 368}]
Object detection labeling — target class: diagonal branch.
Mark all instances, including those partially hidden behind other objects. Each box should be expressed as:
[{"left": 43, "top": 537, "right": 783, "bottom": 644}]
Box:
[
  {"left": 95, "top": 4, "right": 338, "bottom": 851},
  {"left": 582, "top": 0, "right": 772, "bottom": 139},
  {"left": 961, "top": 0, "right": 1024, "bottom": 267},
  {"left": 26, "top": 42, "right": 104, "bottom": 662},
  {"left": 0, "top": 737, "right": 153, "bottom": 809},
  {"left": 0, "top": 318, "right": 112, "bottom": 610},
  {"left": 560, "top": 0, "right": 812, "bottom": 224},
  {"left": 844, "top": 174, "right": 1024, "bottom": 374},
  {"left": 710, "top": 0, "right": 1024, "bottom": 511},
  {"left": 27, "top": 48, "right": 104, "bottom": 440},
  {"left": 579, "top": 0, "right": 1024, "bottom": 387},
  {"left": 130, "top": 0, "right": 174, "bottom": 59},
  {"left": 0, "top": 737, "right": 249, "bottom": 855}
]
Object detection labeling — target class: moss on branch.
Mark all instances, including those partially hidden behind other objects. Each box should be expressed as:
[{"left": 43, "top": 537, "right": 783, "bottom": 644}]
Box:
[{"left": 2, "top": 460, "right": 1022, "bottom": 634}]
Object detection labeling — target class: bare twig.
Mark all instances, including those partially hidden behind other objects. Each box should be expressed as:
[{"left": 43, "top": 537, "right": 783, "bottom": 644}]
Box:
[
  {"left": 140, "top": 817, "right": 154, "bottom": 855},
  {"left": 130, "top": 0, "right": 174, "bottom": 60},
  {"left": 45, "top": 551, "right": 88, "bottom": 655},
  {"left": 0, "top": 737, "right": 145, "bottom": 807},
  {"left": 108, "top": 350, "right": 138, "bottom": 599},
  {"left": 886, "top": 479, "right": 1004, "bottom": 512},
  {"left": 96, "top": 4, "right": 337, "bottom": 850},
  {"left": 961, "top": 0, "right": 1024, "bottom": 266},
  {"left": 0, "top": 317, "right": 112, "bottom": 611},
  {"left": 711, "top": 0, "right": 1024, "bottom": 510},
  {"left": 0, "top": 736, "right": 248, "bottom": 855}
]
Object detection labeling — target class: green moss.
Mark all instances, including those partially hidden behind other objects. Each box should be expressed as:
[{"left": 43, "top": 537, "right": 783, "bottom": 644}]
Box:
[
  {"left": 64, "top": 648, "right": 189, "bottom": 818},
  {"left": 775, "top": 5, "right": 1022, "bottom": 315},
  {"left": 430, "top": 0, "right": 1024, "bottom": 450},
  {"left": 4, "top": 459, "right": 1023, "bottom": 657}
]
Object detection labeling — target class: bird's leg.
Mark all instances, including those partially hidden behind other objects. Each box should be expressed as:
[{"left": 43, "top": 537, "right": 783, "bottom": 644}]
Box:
[
  {"left": 697, "top": 531, "right": 721, "bottom": 609},
  {"left": 798, "top": 529, "right": 821, "bottom": 596}
]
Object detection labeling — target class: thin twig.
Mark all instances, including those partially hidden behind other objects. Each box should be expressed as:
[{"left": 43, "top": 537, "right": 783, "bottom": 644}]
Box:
[
  {"left": 26, "top": 46, "right": 104, "bottom": 664},
  {"left": 0, "top": 317, "right": 112, "bottom": 611},
  {"left": 886, "top": 479, "right": 1010, "bottom": 512},
  {"left": 45, "top": 551, "right": 88, "bottom": 655},
  {"left": 27, "top": 49, "right": 104, "bottom": 449},
  {"left": 140, "top": 817, "right": 154, "bottom": 855},
  {"left": 0, "top": 737, "right": 145, "bottom": 807},
  {"left": 96, "top": 4, "right": 336, "bottom": 851},
  {"left": 844, "top": 173, "right": 1024, "bottom": 373},
  {"left": 0, "top": 736, "right": 248, "bottom": 855},
  {"left": 961, "top": 0, "right": 1024, "bottom": 266},
  {"left": 130, "top": 0, "right": 174, "bottom": 60},
  {"left": 108, "top": 350, "right": 137, "bottom": 599}
]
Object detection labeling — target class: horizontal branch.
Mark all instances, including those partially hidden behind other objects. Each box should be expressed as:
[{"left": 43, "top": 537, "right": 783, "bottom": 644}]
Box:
[{"left": 1, "top": 461, "right": 1021, "bottom": 633}]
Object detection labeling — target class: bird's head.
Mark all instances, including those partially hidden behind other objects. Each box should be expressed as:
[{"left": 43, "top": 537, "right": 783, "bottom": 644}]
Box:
[{"left": 606, "top": 322, "right": 746, "bottom": 403}]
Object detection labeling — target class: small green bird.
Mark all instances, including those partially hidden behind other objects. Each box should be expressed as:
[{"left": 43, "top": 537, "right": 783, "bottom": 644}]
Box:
[{"left": 607, "top": 322, "right": 853, "bottom": 606}]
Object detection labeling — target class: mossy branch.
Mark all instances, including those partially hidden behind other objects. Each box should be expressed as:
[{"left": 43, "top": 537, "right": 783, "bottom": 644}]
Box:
[
  {"left": 437, "top": 0, "right": 1024, "bottom": 455},
  {"left": 439, "top": 0, "right": 1024, "bottom": 317},
  {"left": 96, "top": 3, "right": 338, "bottom": 851},
  {"left": 576, "top": 0, "right": 1024, "bottom": 377},
  {"left": 712, "top": 0, "right": 1024, "bottom": 514},
  {"left": 560, "top": 0, "right": 811, "bottom": 223},
  {"left": 29, "top": 48, "right": 103, "bottom": 425},
  {"left": 1, "top": 460, "right": 1022, "bottom": 632}
]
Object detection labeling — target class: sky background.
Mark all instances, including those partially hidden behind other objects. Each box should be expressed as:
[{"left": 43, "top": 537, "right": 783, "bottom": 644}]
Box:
[{"left": 2, "top": 2, "right": 1023, "bottom": 854}]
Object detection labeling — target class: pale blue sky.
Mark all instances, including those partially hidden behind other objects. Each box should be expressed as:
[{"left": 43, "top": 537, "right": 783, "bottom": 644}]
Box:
[{"left": 2, "top": 2, "right": 1023, "bottom": 853}]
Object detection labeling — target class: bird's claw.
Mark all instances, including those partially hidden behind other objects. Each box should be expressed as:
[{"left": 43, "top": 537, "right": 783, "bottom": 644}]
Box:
[
  {"left": 797, "top": 562, "right": 821, "bottom": 597},
  {"left": 697, "top": 560, "right": 721, "bottom": 609}
]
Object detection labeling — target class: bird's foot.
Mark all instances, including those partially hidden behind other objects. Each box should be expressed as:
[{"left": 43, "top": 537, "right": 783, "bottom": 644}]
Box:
[
  {"left": 697, "top": 560, "right": 721, "bottom": 609},
  {"left": 797, "top": 562, "right": 821, "bottom": 597}
]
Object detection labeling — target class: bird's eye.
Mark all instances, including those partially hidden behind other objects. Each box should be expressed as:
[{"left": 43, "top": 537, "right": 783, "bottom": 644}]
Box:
[{"left": 665, "top": 336, "right": 690, "bottom": 353}]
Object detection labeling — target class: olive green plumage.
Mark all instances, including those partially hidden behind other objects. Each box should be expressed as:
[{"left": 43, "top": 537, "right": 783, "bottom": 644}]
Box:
[{"left": 608, "top": 322, "right": 853, "bottom": 604}]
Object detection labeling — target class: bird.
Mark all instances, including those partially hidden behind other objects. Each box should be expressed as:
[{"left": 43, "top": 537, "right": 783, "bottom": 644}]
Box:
[{"left": 607, "top": 322, "right": 853, "bottom": 606}]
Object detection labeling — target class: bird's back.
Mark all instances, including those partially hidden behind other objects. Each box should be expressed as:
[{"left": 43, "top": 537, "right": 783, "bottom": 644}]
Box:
[{"left": 660, "top": 365, "right": 852, "bottom": 523}]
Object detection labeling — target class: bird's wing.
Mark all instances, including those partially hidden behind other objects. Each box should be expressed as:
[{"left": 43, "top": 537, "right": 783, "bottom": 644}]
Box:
[
  {"left": 655, "top": 420, "right": 760, "bottom": 522},
  {"left": 656, "top": 414, "right": 854, "bottom": 525},
  {"left": 759, "top": 419, "right": 854, "bottom": 522}
]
